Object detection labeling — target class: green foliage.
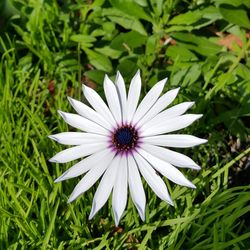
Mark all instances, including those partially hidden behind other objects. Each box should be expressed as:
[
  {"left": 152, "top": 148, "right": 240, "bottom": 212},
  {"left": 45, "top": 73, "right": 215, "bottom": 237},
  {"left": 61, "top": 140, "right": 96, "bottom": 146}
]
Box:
[{"left": 0, "top": 0, "right": 249, "bottom": 249}]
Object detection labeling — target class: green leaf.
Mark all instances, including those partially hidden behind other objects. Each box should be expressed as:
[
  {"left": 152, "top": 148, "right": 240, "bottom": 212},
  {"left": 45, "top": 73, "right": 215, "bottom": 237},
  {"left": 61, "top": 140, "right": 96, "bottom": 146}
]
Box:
[
  {"left": 117, "top": 58, "right": 137, "bottom": 79},
  {"left": 149, "top": 0, "right": 164, "bottom": 16},
  {"left": 182, "top": 64, "right": 201, "bottom": 87},
  {"left": 95, "top": 46, "right": 122, "bottom": 59},
  {"left": 215, "top": 72, "right": 237, "bottom": 91},
  {"left": 145, "top": 35, "right": 159, "bottom": 65},
  {"left": 84, "top": 48, "right": 113, "bottom": 72},
  {"left": 166, "top": 7, "right": 222, "bottom": 32},
  {"left": 106, "top": 14, "right": 147, "bottom": 35},
  {"left": 219, "top": 4, "right": 250, "bottom": 29},
  {"left": 134, "top": 0, "right": 148, "bottom": 7},
  {"left": 169, "top": 11, "right": 202, "bottom": 25},
  {"left": 166, "top": 45, "right": 198, "bottom": 61},
  {"left": 84, "top": 70, "right": 106, "bottom": 85},
  {"left": 171, "top": 32, "right": 222, "bottom": 56},
  {"left": 110, "top": 31, "right": 147, "bottom": 51},
  {"left": 70, "top": 34, "right": 96, "bottom": 43},
  {"left": 171, "top": 67, "right": 189, "bottom": 87},
  {"left": 109, "top": 0, "right": 152, "bottom": 21},
  {"left": 214, "top": 0, "right": 250, "bottom": 8},
  {"left": 236, "top": 64, "right": 250, "bottom": 80}
]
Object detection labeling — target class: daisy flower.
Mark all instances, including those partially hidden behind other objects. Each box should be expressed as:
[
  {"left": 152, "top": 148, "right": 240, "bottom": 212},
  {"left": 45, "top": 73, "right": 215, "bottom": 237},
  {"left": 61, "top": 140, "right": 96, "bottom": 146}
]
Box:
[{"left": 49, "top": 70, "right": 207, "bottom": 225}]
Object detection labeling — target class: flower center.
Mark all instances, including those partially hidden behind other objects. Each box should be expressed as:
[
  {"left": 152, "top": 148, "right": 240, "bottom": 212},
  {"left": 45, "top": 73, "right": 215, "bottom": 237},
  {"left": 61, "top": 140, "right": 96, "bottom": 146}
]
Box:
[{"left": 112, "top": 125, "right": 138, "bottom": 152}]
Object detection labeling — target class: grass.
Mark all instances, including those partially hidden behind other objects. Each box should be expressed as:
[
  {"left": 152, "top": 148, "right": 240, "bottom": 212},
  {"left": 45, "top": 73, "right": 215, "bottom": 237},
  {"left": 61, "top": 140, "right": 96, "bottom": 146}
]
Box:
[{"left": 0, "top": 0, "right": 250, "bottom": 249}]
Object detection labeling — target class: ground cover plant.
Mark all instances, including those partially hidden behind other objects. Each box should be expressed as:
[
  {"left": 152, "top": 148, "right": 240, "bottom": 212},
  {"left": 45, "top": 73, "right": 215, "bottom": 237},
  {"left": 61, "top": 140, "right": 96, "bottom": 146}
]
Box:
[{"left": 0, "top": 0, "right": 250, "bottom": 249}]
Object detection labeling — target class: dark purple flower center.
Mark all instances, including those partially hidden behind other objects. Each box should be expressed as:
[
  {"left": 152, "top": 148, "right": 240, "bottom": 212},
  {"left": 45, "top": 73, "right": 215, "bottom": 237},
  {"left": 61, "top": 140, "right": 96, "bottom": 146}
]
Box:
[{"left": 112, "top": 125, "right": 138, "bottom": 152}]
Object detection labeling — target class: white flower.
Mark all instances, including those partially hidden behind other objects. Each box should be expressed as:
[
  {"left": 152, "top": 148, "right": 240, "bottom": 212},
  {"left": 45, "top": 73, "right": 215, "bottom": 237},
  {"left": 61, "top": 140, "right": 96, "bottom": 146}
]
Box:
[{"left": 49, "top": 70, "right": 207, "bottom": 225}]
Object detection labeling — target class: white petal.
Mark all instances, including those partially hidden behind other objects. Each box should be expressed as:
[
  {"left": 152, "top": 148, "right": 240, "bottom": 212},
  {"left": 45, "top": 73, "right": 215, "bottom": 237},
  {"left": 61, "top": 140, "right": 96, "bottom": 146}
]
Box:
[
  {"left": 54, "top": 149, "right": 112, "bottom": 182},
  {"left": 48, "top": 132, "right": 107, "bottom": 145},
  {"left": 82, "top": 85, "right": 116, "bottom": 127},
  {"left": 136, "top": 88, "right": 180, "bottom": 127},
  {"left": 58, "top": 110, "right": 109, "bottom": 135},
  {"left": 126, "top": 70, "right": 141, "bottom": 123},
  {"left": 104, "top": 75, "right": 122, "bottom": 123},
  {"left": 49, "top": 142, "right": 107, "bottom": 163},
  {"left": 142, "top": 134, "right": 207, "bottom": 148},
  {"left": 68, "top": 151, "right": 115, "bottom": 202},
  {"left": 143, "top": 102, "right": 194, "bottom": 128},
  {"left": 112, "top": 156, "right": 128, "bottom": 226},
  {"left": 132, "top": 78, "right": 167, "bottom": 124},
  {"left": 133, "top": 152, "right": 173, "bottom": 206},
  {"left": 141, "top": 114, "right": 203, "bottom": 137},
  {"left": 67, "top": 97, "right": 113, "bottom": 130},
  {"left": 138, "top": 148, "right": 196, "bottom": 188},
  {"left": 115, "top": 71, "right": 127, "bottom": 122},
  {"left": 127, "top": 154, "right": 146, "bottom": 221},
  {"left": 141, "top": 143, "right": 200, "bottom": 170},
  {"left": 89, "top": 156, "right": 120, "bottom": 219}
]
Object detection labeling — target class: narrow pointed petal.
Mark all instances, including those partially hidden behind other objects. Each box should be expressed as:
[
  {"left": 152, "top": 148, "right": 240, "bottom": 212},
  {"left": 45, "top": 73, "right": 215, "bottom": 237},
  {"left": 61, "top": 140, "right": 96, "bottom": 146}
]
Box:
[
  {"left": 133, "top": 152, "right": 173, "bottom": 206},
  {"left": 48, "top": 132, "right": 107, "bottom": 145},
  {"left": 89, "top": 156, "right": 120, "bottom": 219},
  {"left": 143, "top": 102, "right": 195, "bottom": 128},
  {"left": 54, "top": 149, "right": 112, "bottom": 182},
  {"left": 127, "top": 155, "right": 146, "bottom": 221},
  {"left": 67, "top": 97, "right": 112, "bottom": 130},
  {"left": 104, "top": 75, "right": 122, "bottom": 123},
  {"left": 142, "top": 134, "right": 207, "bottom": 148},
  {"left": 126, "top": 70, "right": 141, "bottom": 123},
  {"left": 68, "top": 152, "right": 115, "bottom": 202},
  {"left": 138, "top": 149, "right": 196, "bottom": 188},
  {"left": 58, "top": 110, "right": 108, "bottom": 135},
  {"left": 112, "top": 156, "right": 128, "bottom": 226},
  {"left": 132, "top": 78, "right": 167, "bottom": 124},
  {"left": 141, "top": 144, "right": 200, "bottom": 170},
  {"left": 137, "top": 88, "right": 180, "bottom": 127},
  {"left": 82, "top": 85, "right": 116, "bottom": 127},
  {"left": 49, "top": 142, "right": 106, "bottom": 163},
  {"left": 141, "top": 114, "right": 203, "bottom": 137},
  {"left": 115, "top": 71, "right": 127, "bottom": 122}
]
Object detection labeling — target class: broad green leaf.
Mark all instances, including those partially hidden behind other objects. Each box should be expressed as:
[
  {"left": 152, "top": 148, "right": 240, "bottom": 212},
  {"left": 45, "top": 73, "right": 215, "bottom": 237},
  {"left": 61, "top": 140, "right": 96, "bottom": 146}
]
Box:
[
  {"left": 95, "top": 46, "right": 122, "bottom": 59},
  {"left": 145, "top": 35, "right": 159, "bottom": 65},
  {"left": 205, "top": 72, "right": 237, "bottom": 99},
  {"left": 134, "top": 0, "right": 148, "bottom": 7},
  {"left": 215, "top": 72, "right": 237, "bottom": 92},
  {"left": 166, "top": 45, "right": 198, "bottom": 61},
  {"left": 84, "top": 70, "right": 106, "bottom": 85},
  {"left": 102, "top": 22, "right": 116, "bottom": 34},
  {"left": 166, "top": 7, "right": 222, "bottom": 32},
  {"left": 182, "top": 64, "right": 201, "bottom": 87},
  {"left": 117, "top": 58, "right": 137, "bottom": 79},
  {"left": 214, "top": 0, "right": 250, "bottom": 8},
  {"left": 70, "top": 34, "right": 96, "bottom": 43},
  {"left": 106, "top": 14, "right": 147, "bottom": 35},
  {"left": 219, "top": 4, "right": 250, "bottom": 29},
  {"left": 170, "top": 67, "right": 189, "bottom": 87},
  {"left": 236, "top": 64, "right": 250, "bottom": 80},
  {"left": 171, "top": 32, "right": 222, "bottom": 56},
  {"left": 90, "top": 29, "right": 105, "bottom": 37},
  {"left": 109, "top": 0, "right": 152, "bottom": 21},
  {"left": 84, "top": 48, "right": 113, "bottom": 72},
  {"left": 169, "top": 11, "right": 202, "bottom": 25},
  {"left": 91, "top": 0, "right": 106, "bottom": 7},
  {"left": 201, "top": 6, "right": 223, "bottom": 20},
  {"left": 149, "top": 0, "right": 164, "bottom": 16},
  {"left": 110, "top": 31, "right": 147, "bottom": 51},
  {"left": 91, "top": 22, "right": 116, "bottom": 39}
]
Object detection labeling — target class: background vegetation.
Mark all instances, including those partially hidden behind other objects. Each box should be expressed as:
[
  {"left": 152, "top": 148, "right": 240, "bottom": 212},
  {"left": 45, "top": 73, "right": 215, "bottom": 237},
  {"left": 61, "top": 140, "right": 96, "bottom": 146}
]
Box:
[{"left": 0, "top": 0, "right": 250, "bottom": 249}]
